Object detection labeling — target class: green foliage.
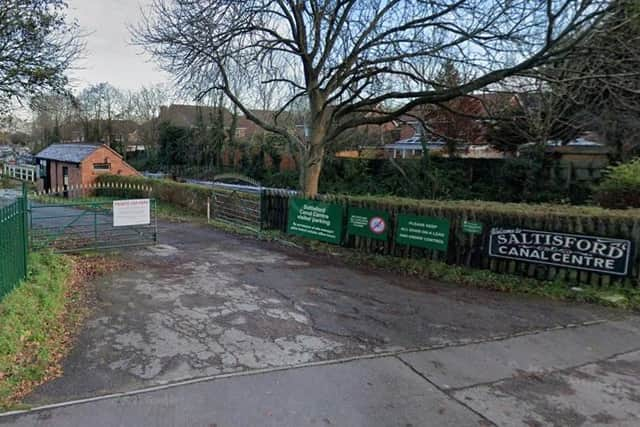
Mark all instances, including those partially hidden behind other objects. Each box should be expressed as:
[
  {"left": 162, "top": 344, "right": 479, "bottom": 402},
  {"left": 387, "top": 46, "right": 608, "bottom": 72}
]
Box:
[
  {"left": 335, "top": 192, "right": 640, "bottom": 219},
  {"left": 0, "top": 251, "right": 72, "bottom": 408},
  {"left": 96, "top": 174, "right": 258, "bottom": 216},
  {"left": 158, "top": 121, "right": 191, "bottom": 168},
  {"left": 0, "top": 0, "right": 80, "bottom": 113},
  {"left": 594, "top": 158, "right": 640, "bottom": 208},
  {"left": 348, "top": 252, "right": 640, "bottom": 310},
  {"left": 0, "top": 176, "right": 16, "bottom": 189},
  {"left": 310, "top": 155, "right": 579, "bottom": 204}
]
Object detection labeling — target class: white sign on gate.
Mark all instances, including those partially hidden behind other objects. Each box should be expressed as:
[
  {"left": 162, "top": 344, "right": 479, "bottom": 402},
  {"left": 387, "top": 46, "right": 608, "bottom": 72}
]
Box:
[{"left": 113, "top": 199, "right": 151, "bottom": 227}]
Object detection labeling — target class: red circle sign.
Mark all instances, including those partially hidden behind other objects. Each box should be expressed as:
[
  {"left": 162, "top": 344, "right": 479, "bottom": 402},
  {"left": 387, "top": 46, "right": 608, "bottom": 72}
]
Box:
[{"left": 369, "top": 216, "right": 386, "bottom": 234}]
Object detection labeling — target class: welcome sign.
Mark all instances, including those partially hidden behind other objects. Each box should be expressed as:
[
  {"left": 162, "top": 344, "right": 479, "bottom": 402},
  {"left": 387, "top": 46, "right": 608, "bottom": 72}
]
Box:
[{"left": 488, "top": 228, "right": 632, "bottom": 276}]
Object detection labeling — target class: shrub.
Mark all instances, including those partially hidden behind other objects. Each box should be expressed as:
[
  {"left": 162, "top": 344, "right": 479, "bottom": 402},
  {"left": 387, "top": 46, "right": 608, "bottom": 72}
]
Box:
[
  {"left": 96, "top": 174, "right": 258, "bottom": 215},
  {"left": 594, "top": 158, "right": 640, "bottom": 209}
]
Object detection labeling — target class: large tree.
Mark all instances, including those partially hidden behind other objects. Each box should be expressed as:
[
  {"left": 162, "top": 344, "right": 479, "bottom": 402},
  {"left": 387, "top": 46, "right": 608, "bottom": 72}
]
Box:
[
  {"left": 135, "top": 0, "right": 611, "bottom": 195},
  {"left": 0, "top": 0, "right": 81, "bottom": 114},
  {"left": 550, "top": 0, "right": 640, "bottom": 159},
  {"left": 485, "top": 0, "right": 640, "bottom": 156}
]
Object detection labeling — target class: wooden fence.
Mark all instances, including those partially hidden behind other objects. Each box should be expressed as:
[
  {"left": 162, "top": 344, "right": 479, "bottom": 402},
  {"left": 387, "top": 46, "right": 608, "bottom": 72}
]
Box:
[
  {"left": 262, "top": 189, "right": 640, "bottom": 287},
  {"left": 1, "top": 163, "right": 37, "bottom": 182}
]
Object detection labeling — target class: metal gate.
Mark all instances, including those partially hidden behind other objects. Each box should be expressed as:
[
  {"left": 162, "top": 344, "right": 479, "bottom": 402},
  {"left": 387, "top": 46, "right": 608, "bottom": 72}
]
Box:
[
  {"left": 29, "top": 185, "right": 158, "bottom": 252},
  {"left": 209, "top": 188, "right": 262, "bottom": 232}
]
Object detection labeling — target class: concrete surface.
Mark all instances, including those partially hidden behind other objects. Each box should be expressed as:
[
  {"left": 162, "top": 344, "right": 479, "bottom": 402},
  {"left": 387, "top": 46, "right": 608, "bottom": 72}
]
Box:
[
  {"left": 2, "top": 320, "right": 639, "bottom": 426},
  {"left": 2, "top": 220, "right": 638, "bottom": 426},
  {"left": 23, "top": 221, "right": 625, "bottom": 405},
  {"left": 455, "top": 349, "right": 640, "bottom": 427},
  {"left": 398, "top": 318, "right": 640, "bottom": 390}
]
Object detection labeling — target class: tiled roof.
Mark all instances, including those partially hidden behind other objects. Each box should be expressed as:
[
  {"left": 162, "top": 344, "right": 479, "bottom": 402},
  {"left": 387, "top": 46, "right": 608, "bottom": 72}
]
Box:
[{"left": 35, "top": 144, "right": 101, "bottom": 163}]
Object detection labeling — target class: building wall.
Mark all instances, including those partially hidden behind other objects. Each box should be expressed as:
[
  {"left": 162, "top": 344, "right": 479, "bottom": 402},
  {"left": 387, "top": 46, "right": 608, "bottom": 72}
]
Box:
[
  {"left": 49, "top": 160, "right": 82, "bottom": 190},
  {"left": 80, "top": 146, "right": 139, "bottom": 186}
]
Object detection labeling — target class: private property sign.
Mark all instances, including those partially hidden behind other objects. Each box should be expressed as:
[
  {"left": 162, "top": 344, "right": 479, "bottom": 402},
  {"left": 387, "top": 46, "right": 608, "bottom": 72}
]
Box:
[
  {"left": 395, "top": 214, "right": 450, "bottom": 251},
  {"left": 287, "top": 198, "right": 343, "bottom": 244},
  {"left": 347, "top": 207, "right": 389, "bottom": 241},
  {"left": 113, "top": 199, "right": 151, "bottom": 227},
  {"left": 488, "top": 228, "right": 632, "bottom": 276}
]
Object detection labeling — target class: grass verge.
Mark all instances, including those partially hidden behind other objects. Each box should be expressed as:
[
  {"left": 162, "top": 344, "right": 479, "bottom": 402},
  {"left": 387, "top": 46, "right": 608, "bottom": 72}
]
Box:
[
  {"left": 290, "top": 236, "right": 640, "bottom": 310},
  {"left": 0, "top": 252, "right": 73, "bottom": 410},
  {"left": 0, "top": 252, "right": 126, "bottom": 411},
  {"left": 0, "top": 177, "right": 19, "bottom": 190}
]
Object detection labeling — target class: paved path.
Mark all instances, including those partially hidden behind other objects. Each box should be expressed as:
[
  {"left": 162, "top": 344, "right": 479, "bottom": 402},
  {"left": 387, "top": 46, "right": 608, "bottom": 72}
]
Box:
[
  {"left": 2, "top": 318, "right": 639, "bottom": 426},
  {"left": 1, "top": 221, "right": 638, "bottom": 425}
]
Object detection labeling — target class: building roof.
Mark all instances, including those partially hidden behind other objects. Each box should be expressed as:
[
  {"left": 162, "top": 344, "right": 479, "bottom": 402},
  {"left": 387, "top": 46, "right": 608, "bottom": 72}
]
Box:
[
  {"left": 384, "top": 140, "right": 446, "bottom": 150},
  {"left": 35, "top": 144, "right": 102, "bottom": 163}
]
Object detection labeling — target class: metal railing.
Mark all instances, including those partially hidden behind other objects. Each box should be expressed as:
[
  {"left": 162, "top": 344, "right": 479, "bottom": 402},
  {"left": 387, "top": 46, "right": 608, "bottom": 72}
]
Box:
[
  {"left": 30, "top": 196, "right": 158, "bottom": 253},
  {"left": 0, "top": 185, "right": 28, "bottom": 300}
]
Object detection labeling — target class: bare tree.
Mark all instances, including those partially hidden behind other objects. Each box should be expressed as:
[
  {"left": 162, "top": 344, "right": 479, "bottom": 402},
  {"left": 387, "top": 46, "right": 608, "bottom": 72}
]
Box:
[
  {"left": 485, "top": 1, "right": 640, "bottom": 158},
  {"left": 0, "top": 0, "right": 82, "bottom": 115},
  {"left": 30, "top": 92, "right": 77, "bottom": 147},
  {"left": 134, "top": 0, "right": 611, "bottom": 195},
  {"left": 548, "top": 0, "right": 640, "bottom": 159},
  {"left": 128, "top": 83, "right": 173, "bottom": 151}
]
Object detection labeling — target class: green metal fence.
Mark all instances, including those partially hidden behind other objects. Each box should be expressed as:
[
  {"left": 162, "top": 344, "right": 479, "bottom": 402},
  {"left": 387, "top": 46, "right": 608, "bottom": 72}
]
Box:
[
  {"left": 0, "top": 188, "right": 28, "bottom": 300},
  {"left": 30, "top": 198, "right": 158, "bottom": 253}
]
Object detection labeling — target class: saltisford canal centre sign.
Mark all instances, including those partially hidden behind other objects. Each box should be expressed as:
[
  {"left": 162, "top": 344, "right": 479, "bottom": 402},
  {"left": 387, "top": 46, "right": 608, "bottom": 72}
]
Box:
[
  {"left": 347, "top": 207, "right": 389, "bottom": 241},
  {"left": 395, "top": 214, "right": 450, "bottom": 251},
  {"left": 489, "top": 228, "right": 633, "bottom": 276},
  {"left": 287, "top": 198, "right": 344, "bottom": 244}
]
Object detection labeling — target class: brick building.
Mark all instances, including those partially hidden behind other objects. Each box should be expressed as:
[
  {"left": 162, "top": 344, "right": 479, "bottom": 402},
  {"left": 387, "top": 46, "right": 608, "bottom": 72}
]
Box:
[{"left": 35, "top": 144, "right": 139, "bottom": 192}]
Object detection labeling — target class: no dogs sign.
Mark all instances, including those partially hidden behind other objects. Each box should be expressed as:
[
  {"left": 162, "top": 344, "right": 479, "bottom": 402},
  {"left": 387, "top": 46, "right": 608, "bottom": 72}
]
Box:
[{"left": 347, "top": 207, "right": 389, "bottom": 241}]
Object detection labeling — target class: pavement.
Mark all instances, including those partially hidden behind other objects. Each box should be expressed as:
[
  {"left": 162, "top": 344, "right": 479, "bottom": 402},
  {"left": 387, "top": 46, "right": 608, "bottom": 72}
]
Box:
[{"left": 1, "top": 221, "right": 639, "bottom": 426}]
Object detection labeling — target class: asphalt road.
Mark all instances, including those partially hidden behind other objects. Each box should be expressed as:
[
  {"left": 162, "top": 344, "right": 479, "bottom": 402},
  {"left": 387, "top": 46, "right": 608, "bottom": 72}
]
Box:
[{"left": 1, "top": 220, "right": 638, "bottom": 426}]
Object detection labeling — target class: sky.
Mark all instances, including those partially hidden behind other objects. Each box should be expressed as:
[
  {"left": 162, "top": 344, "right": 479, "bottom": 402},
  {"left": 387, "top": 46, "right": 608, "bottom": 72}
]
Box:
[{"left": 65, "top": 0, "right": 172, "bottom": 92}]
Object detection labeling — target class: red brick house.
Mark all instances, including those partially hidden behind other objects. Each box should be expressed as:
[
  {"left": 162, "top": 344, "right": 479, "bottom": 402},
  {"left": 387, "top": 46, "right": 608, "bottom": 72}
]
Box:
[{"left": 35, "top": 144, "right": 139, "bottom": 192}]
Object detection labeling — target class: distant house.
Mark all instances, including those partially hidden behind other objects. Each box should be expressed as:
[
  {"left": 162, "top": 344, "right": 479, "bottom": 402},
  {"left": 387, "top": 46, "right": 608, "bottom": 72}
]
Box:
[
  {"left": 35, "top": 144, "right": 139, "bottom": 193},
  {"left": 383, "top": 137, "right": 446, "bottom": 159}
]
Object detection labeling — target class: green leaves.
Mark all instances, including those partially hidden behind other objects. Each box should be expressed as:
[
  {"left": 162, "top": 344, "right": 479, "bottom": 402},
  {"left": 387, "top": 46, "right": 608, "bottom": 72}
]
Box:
[
  {"left": 0, "top": 0, "right": 81, "bottom": 111},
  {"left": 594, "top": 158, "right": 640, "bottom": 208}
]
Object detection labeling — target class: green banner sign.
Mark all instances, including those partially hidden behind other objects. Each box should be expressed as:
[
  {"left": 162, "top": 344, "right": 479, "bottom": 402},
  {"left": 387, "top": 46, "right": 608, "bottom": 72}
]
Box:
[
  {"left": 287, "top": 198, "right": 344, "bottom": 244},
  {"left": 396, "top": 214, "right": 450, "bottom": 251},
  {"left": 347, "top": 207, "right": 389, "bottom": 241},
  {"left": 462, "top": 220, "right": 483, "bottom": 235}
]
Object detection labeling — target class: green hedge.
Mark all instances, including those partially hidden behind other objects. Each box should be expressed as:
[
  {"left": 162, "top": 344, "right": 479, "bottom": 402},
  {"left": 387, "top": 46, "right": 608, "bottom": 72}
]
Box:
[
  {"left": 594, "top": 158, "right": 640, "bottom": 209},
  {"left": 96, "top": 175, "right": 258, "bottom": 215}
]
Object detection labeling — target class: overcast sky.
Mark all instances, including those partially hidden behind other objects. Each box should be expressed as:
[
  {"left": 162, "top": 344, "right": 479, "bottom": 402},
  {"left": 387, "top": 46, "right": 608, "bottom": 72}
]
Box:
[{"left": 65, "top": 0, "right": 172, "bottom": 92}]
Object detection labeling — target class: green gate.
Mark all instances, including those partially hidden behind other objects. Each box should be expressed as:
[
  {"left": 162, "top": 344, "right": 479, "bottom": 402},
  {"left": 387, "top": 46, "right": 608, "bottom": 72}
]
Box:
[
  {"left": 0, "top": 186, "right": 28, "bottom": 299},
  {"left": 29, "top": 185, "right": 158, "bottom": 252}
]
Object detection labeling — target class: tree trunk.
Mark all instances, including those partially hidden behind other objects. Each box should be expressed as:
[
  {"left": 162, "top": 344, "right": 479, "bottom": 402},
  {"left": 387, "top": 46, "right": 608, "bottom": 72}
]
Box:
[
  {"left": 300, "top": 86, "right": 328, "bottom": 197},
  {"left": 301, "top": 133, "right": 326, "bottom": 197}
]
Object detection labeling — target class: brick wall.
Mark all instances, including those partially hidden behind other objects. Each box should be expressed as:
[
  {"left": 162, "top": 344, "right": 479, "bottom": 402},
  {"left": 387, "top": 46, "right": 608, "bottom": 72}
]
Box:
[{"left": 80, "top": 146, "right": 139, "bottom": 186}]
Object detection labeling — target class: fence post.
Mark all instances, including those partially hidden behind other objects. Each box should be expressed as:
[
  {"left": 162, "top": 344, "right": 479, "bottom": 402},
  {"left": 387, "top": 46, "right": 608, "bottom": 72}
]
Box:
[
  {"left": 94, "top": 206, "right": 98, "bottom": 249},
  {"left": 259, "top": 190, "right": 265, "bottom": 232},
  {"left": 21, "top": 182, "right": 28, "bottom": 277}
]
